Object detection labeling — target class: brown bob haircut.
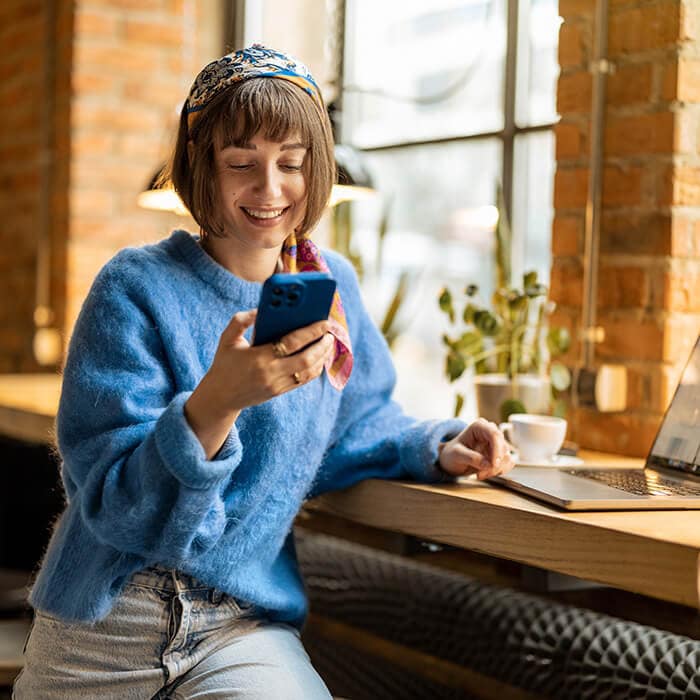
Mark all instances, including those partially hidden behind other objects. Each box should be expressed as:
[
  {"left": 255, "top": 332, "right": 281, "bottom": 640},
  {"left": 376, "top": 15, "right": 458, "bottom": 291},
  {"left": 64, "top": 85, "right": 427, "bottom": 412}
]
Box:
[{"left": 167, "top": 78, "right": 336, "bottom": 238}]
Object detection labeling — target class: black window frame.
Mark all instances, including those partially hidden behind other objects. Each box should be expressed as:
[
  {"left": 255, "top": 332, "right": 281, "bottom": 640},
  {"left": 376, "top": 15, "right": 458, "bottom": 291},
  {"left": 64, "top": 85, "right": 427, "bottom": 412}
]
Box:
[{"left": 337, "top": 0, "right": 559, "bottom": 271}]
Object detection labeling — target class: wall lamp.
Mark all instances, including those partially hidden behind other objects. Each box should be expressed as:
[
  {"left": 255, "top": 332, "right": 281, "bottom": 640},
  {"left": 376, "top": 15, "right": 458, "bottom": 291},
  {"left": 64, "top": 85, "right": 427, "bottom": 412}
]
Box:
[
  {"left": 329, "top": 143, "right": 375, "bottom": 207},
  {"left": 136, "top": 167, "right": 189, "bottom": 216}
]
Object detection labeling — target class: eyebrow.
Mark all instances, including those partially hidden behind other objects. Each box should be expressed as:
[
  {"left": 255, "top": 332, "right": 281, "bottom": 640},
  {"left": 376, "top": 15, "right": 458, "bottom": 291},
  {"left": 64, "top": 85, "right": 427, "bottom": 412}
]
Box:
[{"left": 223, "top": 142, "right": 307, "bottom": 152}]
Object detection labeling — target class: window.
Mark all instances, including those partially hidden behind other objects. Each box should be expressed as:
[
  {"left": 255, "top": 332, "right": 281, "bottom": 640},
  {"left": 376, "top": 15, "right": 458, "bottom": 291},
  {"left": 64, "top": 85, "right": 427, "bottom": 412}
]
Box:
[{"left": 339, "top": 0, "right": 560, "bottom": 418}]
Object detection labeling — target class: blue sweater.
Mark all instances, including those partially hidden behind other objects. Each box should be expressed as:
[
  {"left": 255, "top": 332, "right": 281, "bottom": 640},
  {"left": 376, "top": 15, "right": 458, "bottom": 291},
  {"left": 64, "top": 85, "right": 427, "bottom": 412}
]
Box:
[{"left": 30, "top": 230, "right": 464, "bottom": 626}]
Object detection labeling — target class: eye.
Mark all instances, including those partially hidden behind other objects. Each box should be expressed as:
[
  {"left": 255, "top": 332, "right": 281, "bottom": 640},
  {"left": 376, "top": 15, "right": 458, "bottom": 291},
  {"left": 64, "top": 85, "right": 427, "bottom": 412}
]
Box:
[
  {"left": 280, "top": 164, "right": 303, "bottom": 172},
  {"left": 227, "top": 163, "right": 252, "bottom": 171}
]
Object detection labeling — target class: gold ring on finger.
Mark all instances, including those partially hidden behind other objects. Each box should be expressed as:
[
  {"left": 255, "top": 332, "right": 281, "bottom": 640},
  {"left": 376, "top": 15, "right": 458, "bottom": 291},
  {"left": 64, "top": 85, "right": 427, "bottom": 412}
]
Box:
[
  {"left": 292, "top": 371, "right": 302, "bottom": 384},
  {"left": 272, "top": 340, "right": 288, "bottom": 358}
]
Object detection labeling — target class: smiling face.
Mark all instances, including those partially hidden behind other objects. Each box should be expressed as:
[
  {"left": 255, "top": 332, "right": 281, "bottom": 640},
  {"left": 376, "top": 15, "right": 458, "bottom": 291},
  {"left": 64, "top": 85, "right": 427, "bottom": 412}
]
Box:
[
  {"left": 170, "top": 78, "right": 335, "bottom": 248},
  {"left": 213, "top": 131, "right": 308, "bottom": 251}
]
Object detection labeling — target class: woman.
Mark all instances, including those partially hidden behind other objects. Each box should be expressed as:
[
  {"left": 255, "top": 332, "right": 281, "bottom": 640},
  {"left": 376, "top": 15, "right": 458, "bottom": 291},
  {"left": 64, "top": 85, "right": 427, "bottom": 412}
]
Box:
[{"left": 15, "top": 45, "right": 513, "bottom": 699}]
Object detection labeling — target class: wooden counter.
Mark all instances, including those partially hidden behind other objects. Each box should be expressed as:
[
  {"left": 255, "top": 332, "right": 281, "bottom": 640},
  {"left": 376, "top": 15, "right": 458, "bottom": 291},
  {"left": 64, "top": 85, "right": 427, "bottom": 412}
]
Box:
[{"left": 307, "top": 456, "right": 700, "bottom": 609}]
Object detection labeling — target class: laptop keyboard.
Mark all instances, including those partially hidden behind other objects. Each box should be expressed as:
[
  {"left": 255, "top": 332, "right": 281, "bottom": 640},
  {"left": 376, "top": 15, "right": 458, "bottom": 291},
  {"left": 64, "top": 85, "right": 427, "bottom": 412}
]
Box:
[{"left": 564, "top": 469, "right": 700, "bottom": 497}]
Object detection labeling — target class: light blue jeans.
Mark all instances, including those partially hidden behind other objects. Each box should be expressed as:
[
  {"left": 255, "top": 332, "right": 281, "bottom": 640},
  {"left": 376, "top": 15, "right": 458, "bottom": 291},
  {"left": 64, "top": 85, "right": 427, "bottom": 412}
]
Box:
[{"left": 13, "top": 566, "right": 332, "bottom": 699}]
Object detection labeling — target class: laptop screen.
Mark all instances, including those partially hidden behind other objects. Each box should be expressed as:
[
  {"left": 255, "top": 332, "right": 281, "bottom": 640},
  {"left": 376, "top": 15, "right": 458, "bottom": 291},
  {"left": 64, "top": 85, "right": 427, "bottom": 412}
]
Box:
[{"left": 647, "top": 335, "right": 700, "bottom": 475}]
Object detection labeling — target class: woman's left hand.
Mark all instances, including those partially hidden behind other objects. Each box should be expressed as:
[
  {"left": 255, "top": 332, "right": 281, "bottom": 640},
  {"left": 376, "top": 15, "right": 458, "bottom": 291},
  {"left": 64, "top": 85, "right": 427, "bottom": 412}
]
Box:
[{"left": 438, "top": 418, "right": 515, "bottom": 480}]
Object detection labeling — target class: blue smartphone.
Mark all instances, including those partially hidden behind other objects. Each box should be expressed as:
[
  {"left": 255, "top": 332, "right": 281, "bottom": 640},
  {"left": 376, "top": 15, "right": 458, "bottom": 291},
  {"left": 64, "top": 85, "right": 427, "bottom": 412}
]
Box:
[{"left": 252, "top": 272, "right": 337, "bottom": 347}]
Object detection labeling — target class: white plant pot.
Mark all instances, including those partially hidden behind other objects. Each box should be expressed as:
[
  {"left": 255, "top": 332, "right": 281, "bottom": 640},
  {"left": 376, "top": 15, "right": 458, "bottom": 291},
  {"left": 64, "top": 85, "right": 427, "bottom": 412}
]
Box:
[{"left": 473, "top": 373, "right": 551, "bottom": 423}]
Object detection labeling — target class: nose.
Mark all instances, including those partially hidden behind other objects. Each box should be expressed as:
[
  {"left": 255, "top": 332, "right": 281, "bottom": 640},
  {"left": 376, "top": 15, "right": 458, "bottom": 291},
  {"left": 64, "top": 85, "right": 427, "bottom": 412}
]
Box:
[{"left": 254, "top": 162, "right": 283, "bottom": 199}]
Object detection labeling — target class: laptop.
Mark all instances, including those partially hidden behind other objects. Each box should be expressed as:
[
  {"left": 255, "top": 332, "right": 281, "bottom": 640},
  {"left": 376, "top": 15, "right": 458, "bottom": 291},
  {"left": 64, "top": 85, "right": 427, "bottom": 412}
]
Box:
[{"left": 490, "top": 335, "right": 700, "bottom": 510}]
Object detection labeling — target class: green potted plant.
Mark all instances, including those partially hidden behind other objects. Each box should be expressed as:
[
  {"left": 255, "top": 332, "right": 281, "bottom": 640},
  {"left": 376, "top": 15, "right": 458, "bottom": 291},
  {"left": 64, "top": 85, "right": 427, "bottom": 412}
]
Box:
[{"left": 438, "top": 273, "right": 571, "bottom": 421}]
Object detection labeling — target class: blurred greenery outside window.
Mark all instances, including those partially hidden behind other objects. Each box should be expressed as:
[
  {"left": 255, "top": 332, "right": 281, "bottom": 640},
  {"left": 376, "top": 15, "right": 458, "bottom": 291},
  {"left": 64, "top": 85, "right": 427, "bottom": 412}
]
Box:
[{"left": 339, "top": 0, "right": 560, "bottom": 419}]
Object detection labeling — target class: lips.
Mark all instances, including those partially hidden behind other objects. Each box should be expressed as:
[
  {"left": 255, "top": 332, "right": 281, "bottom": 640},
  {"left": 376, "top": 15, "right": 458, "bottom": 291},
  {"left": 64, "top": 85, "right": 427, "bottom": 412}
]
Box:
[{"left": 241, "top": 206, "right": 290, "bottom": 220}]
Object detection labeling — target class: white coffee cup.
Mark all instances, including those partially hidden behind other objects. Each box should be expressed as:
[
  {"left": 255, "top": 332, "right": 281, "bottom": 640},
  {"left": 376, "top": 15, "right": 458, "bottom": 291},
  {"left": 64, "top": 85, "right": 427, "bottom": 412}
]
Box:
[{"left": 499, "top": 414, "right": 567, "bottom": 463}]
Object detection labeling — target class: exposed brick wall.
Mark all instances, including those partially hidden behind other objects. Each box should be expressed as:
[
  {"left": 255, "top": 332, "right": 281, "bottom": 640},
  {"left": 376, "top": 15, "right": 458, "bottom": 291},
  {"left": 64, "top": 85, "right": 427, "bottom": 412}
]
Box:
[
  {"left": 552, "top": 0, "right": 700, "bottom": 456},
  {"left": 0, "top": 0, "right": 221, "bottom": 371},
  {"left": 66, "top": 0, "right": 213, "bottom": 334}
]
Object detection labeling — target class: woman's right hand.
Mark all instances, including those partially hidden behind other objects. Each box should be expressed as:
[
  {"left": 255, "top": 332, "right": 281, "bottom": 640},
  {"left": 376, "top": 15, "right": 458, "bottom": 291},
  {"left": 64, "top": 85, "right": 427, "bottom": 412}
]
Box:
[
  {"left": 209, "top": 309, "right": 334, "bottom": 411},
  {"left": 184, "top": 310, "right": 334, "bottom": 458}
]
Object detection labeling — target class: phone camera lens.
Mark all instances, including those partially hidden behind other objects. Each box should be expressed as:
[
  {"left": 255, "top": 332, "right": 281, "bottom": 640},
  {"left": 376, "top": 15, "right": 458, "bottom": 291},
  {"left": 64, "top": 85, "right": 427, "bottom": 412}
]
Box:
[
  {"left": 287, "top": 292, "right": 300, "bottom": 302},
  {"left": 273, "top": 287, "right": 283, "bottom": 296},
  {"left": 270, "top": 299, "right": 282, "bottom": 308},
  {"left": 290, "top": 284, "right": 300, "bottom": 292}
]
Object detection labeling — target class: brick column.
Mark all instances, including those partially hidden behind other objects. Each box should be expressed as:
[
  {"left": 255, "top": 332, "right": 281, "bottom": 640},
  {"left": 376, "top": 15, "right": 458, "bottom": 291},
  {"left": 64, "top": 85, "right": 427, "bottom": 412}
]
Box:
[
  {"left": 0, "top": 0, "right": 72, "bottom": 372},
  {"left": 552, "top": 0, "right": 700, "bottom": 456}
]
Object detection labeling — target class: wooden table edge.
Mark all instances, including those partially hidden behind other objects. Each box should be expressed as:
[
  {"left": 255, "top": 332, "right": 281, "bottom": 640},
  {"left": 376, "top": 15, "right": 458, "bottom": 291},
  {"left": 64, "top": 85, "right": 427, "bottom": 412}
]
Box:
[
  {"left": 308, "top": 479, "right": 700, "bottom": 609},
  {"left": 0, "top": 405, "right": 55, "bottom": 445}
]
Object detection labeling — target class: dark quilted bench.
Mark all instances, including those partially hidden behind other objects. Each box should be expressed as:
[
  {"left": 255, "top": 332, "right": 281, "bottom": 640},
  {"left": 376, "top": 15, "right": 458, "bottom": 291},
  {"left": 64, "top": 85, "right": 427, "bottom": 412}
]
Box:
[{"left": 297, "top": 530, "right": 700, "bottom": 700}]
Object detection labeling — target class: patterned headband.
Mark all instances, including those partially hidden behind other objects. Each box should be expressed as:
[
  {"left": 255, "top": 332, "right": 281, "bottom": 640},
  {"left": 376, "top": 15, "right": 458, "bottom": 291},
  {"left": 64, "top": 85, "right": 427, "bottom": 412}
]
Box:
[{"left": 185, "top": 44, "right": 323, "bottom": 134}]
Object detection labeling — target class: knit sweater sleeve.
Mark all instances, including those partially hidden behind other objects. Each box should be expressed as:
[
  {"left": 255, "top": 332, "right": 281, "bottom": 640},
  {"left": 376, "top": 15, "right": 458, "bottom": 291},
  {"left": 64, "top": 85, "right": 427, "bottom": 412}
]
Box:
[
  {"left": 56, "top": 257, "right": 240, "bottom": 563},
  {"left": 307, "top": 256, "right": 465, "bottom": 499}
]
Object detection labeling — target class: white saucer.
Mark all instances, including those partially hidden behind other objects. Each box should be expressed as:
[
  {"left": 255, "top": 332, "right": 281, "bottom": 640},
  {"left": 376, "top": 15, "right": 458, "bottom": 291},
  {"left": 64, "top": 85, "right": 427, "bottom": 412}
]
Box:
[{"left": 514, "top": 454, "right": 584, "bottom": 468}]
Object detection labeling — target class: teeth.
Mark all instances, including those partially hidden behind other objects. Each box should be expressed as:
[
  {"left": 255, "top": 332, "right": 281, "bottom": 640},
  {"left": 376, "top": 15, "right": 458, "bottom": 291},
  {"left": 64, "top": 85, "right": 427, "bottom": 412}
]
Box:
[{"left": 243, "top": 207, "right": 285, "bottom": 219}]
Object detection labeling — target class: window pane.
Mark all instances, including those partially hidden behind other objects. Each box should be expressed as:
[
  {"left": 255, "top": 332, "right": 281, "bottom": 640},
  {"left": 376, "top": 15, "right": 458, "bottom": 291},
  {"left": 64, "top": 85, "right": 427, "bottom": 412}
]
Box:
[
  {"left": 363, "top": 139, "right": 502, "bottom": 246},
  {"left": 349, "top": 139, "right": 502, "bottom": 419},
  {"left": 515, "top": 0, "right": 561, "bottom": 126},
  {"left": 511, "top": 131, "right": 555, "bottom": 286},
  {"left": 343, "top": 0, "right": 507, "bottom": 148}
]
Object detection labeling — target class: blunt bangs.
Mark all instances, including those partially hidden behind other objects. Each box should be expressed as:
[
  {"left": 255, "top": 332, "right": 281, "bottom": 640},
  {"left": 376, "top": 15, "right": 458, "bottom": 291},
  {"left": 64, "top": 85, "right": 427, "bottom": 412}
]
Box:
[{"left": 213, "top": 79, "right": 315, "bottom": 150}]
